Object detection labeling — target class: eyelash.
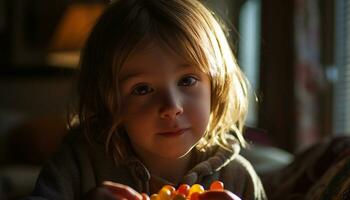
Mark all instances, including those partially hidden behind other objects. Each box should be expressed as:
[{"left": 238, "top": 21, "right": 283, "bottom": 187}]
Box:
[
  {"left": 131, "top": 84, "right": 154, "bottom": 96},
  {"left": 178, "top": 75, "right": 199, "bottom": 87},
  {"left": 131, "top": 75, "right": 199, "bottom": 96}
]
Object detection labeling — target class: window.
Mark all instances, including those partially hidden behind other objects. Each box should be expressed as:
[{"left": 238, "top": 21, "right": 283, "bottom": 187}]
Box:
[
  {"left": 238, "top": 0, "right": 261, "bottom": 126},
  {"left": 333, "top": 0, "right": 350, "bottom": 135}
]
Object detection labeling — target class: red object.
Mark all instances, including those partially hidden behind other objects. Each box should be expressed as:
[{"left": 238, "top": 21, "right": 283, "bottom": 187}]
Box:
[
  {"left": 176, "top": 184, "right": 190, "bottom": 196},
  {"left": 209, "top": 181, "right": 224, "bottom": 191},
  {"left": 189, "top": 192, "right": 200, "bottom": 200}
]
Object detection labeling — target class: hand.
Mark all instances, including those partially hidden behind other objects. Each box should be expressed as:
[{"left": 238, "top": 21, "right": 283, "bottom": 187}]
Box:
[
  {"left": 85, "top": 181, "right": 149, "bottom": 200},
  {"left": 198, "top": 190, "right": 241, "bottom": 200}
]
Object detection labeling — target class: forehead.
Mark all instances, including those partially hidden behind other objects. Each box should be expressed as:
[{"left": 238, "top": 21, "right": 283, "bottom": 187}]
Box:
[
  {"left": 128, "top": 43, "right": 179, "bottom": 62},
  {"left": 118, "top": 45, "right": 195, "bottom": 82},
  {"left": 120, "top": 43, "right": 191, "bottom": 74}
]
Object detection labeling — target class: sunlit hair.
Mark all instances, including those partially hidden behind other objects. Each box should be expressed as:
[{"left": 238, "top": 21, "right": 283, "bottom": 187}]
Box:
[{"left": 73, "top": 0, "right": 249, "bottom": 163}]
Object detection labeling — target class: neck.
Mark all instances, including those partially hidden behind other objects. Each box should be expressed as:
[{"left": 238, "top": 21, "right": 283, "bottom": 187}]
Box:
[{"left": 134, "top": 149, "right": 195, "bottom": 184}]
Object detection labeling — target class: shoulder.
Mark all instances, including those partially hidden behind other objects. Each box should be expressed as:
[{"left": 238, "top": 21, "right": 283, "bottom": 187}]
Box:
[
  {"left": 54, "top": 127, "right": 109, "bottom": 169},
  {"left": 219, "top": 154, "right": 257, "bottom": 185},
  {"left": 31, "top": 127, "right": 109, "bottom": 198},
  {"left": 31, "top": 129, "right": 86, "bottom": 199},
  {"left": 227, "top": 154, "right": 260, "bottom": 181},
  {"left": 219, "top": 154, "right": 267, "bottom": 200},
  {"left": 40, "top": 127, "right": 92, "bottom": 175}
]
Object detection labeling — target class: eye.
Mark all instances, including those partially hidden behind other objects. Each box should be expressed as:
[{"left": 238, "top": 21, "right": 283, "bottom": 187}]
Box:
[
  {"left": 131, "top": 84, "right": 154, "bottom": 95},
  {"left": 178, "top": 76, "right": 198, "bottom": 87}
]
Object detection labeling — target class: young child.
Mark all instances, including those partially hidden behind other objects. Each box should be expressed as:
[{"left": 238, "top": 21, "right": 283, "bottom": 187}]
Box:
[{"left": 25, "top": 0, "right": 266, "bottom": 199}]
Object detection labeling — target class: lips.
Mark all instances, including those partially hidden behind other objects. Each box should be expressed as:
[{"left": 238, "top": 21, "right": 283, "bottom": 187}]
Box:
[{"left": 157, "top": 128, "right": 190, "bottom": 137}]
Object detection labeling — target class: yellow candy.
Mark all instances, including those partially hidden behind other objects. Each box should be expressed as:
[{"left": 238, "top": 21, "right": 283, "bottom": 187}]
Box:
[
  {"left": 188, "top": 184, "right": 205, "bottom": 196},
  {"left": 158, "top": 187, "right": 172, "bottom": 200}
]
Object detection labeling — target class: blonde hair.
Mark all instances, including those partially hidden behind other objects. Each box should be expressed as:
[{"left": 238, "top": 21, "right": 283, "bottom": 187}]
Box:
[{"left": 75, "top": 0, "right": 249, "bottom": 162}]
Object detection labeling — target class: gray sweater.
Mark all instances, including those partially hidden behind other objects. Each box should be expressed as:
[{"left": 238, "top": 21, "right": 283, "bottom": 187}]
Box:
[{"left": 23, "top": 131, "right": 267, "bottom": 200}]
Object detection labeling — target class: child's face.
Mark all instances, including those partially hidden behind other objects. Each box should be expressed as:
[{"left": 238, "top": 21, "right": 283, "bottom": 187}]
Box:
[{"left": 119, "top": 43, "right": 211, "bottom": 160}]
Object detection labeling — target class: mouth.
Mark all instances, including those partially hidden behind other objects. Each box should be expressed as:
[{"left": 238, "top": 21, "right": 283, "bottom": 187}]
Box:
[{"left": 157, "top": 128, "right": 190, "bottom": 137}]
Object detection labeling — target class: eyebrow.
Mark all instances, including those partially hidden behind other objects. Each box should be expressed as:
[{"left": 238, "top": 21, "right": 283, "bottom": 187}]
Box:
[
  {"left": 119, "top": 64, "right": 193, "bottom": 84},
  {"left": 119, "top": 72, "right": 149, "bottom": 84}
]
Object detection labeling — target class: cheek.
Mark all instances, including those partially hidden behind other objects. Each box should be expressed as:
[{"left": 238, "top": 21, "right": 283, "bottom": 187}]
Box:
[
  {"left": 185, "top": 85, "right": 211, "bottom": 131},
  {"left": 120, "top": 97, "right": 155, "bottom": 131},
  {"left": 121, "top": 94, "right": 157, "bottom": 116}
]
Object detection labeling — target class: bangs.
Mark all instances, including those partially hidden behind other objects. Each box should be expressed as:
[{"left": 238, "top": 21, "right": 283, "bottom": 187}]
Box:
[
  {"left": 154, "top": 25, "right": 210, "bottom": 74},
  {"left": 114, "top": 2, "right": 211, "bottom": 75}
]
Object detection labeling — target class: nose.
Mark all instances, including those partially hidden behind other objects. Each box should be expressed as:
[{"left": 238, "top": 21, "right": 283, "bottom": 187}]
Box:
[{"left": 159, "top": 90, "right": 183, "bottom": 120}]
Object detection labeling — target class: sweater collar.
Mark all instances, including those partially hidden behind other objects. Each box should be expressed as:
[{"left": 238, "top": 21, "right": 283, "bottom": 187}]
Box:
[
  {"left": 182, "top": 140, "right": 241, "bottom": 185},
  {"left": 123, "top": 140, "right": 240, "bottom": 187}
]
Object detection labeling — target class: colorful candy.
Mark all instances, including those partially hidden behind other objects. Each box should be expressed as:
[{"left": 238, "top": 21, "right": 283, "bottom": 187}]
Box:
[
  {"left": 209, "top": 181, "right": 224, "bottom": 191},
  {"left": 149, "top": 181, "right": 229, "bottom": 200}
]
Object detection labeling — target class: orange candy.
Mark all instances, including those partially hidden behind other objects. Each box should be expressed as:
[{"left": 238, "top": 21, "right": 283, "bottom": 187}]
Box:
[
  {"left": 209, "top": 180, "right": 224, "bottom": 191},
  {"left": 163, "top": 185, "right": 176, "bottom": 193},
  {"left": 176, "top": 184, "right": 190, "bottom": 196}
]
